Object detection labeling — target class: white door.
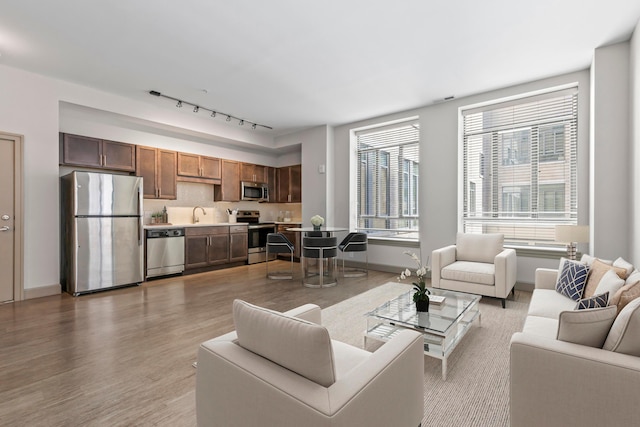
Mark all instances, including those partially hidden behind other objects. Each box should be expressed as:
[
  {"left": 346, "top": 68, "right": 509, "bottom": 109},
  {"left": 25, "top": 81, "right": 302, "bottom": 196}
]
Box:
[{"left": 0, "top": 136, "right": 15, "bottom": 302}]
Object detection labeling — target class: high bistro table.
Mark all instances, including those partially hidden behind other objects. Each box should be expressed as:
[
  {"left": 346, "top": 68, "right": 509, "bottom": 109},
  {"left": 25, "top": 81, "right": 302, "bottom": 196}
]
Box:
[
  {"left": 284, "top": 226, "right": 348, "bottom": 235},
  {"left": 286, "top": 227, "right": 349, "bottom": 287}
]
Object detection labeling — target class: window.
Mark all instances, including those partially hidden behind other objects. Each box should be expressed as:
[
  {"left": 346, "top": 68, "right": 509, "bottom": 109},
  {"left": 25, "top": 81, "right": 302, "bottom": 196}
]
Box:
[
  {"left": 355, "top": 119, "right": 419, "bottom": 240},
  {"left": 461, "top": 87, "right": 578, "bottom": 246}
]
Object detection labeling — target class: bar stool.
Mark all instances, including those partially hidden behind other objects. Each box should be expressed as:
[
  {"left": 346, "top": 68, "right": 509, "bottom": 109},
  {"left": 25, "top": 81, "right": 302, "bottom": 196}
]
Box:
[
  {"left": 302, "top": 236, "right": 338, "bottom": 288},
  {"left": 266, "top": 233, "right": 294, "bottom": 279},
  {"left": 338, "top": 232, "right": 368, "bottom": 277}
]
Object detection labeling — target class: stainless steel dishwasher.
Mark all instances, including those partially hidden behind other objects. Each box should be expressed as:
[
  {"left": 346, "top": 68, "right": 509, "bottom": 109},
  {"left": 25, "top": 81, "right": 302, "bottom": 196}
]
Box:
[{"left": 145, "top": 228, "right": 185, "bottom": 279}]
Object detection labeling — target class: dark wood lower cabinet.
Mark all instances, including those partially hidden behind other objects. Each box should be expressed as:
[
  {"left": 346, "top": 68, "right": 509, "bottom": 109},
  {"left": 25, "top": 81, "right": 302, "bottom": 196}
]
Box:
[
  {"left": 230, "top": 227, "right": 248, "bottom": 262},
  {"left": 185, "top": 225, "right": 247, "bottom": 272}
]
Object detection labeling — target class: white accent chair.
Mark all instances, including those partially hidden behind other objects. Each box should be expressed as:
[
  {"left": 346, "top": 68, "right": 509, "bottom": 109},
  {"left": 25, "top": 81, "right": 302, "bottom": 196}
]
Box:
[
  {"left": 431, "top": 233, "right": 517, "bottom": 308},
  {"left": 196, "top": 300, "right": 425, "bottom": 427}
]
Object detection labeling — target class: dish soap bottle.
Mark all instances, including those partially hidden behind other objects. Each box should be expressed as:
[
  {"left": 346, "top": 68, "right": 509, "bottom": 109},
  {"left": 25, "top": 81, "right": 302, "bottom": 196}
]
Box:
[{"left": 162, "top": 206, "right": 168, "bottom": 224}]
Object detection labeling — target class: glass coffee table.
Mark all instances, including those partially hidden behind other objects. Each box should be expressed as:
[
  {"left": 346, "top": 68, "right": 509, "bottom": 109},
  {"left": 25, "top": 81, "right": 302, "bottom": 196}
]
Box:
[{"left": 364, "top": 287, "right": 481, "bottom": 380}]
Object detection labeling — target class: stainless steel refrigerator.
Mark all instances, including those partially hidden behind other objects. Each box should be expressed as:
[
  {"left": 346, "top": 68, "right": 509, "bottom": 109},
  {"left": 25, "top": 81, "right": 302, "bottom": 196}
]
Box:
[{"left": 61, "top": 171, "right": 144, "bottom": 296}]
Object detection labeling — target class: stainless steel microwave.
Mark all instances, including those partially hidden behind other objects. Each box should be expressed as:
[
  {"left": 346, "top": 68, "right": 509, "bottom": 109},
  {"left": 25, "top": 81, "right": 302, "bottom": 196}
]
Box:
[{"left": 241, "top": 181, "right": 269, "bottom": 202}]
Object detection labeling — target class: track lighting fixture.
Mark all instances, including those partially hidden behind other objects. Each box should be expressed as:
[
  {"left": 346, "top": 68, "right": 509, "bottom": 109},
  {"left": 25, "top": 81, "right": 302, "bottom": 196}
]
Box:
[{"left": 148, "top": 90, "right": 272, "bottom": 130}]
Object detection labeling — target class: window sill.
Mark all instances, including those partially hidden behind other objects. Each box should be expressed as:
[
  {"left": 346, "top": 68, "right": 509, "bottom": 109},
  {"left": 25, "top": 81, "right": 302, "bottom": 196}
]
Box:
[
  {"left": 506, "top": 244, "right": 572, "bottom": 259},
  {"left": 368, "top": 237, "right": 420, "bottom": 247}
]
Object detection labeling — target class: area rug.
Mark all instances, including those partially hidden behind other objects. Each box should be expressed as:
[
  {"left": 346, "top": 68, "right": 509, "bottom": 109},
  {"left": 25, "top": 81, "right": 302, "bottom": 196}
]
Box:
[{"left": 321, "top": 282, "right": 531, "bottom": 427}]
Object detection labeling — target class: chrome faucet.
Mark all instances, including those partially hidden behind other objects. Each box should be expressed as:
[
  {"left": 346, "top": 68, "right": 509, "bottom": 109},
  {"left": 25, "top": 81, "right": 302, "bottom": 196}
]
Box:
[{"left": 193, "top": 206, "right": 206, "bottom": 224}]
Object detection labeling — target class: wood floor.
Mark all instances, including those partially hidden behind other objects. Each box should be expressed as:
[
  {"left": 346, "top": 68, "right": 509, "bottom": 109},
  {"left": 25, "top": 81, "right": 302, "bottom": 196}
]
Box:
[{"left": 0, "top": 261, "right": 397, "bottom": 426}]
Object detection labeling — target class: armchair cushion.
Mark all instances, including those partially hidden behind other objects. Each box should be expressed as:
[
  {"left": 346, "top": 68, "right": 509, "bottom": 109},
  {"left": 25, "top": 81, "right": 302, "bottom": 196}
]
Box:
[
  {"left": 441, "top": 261, "right": 495, "bottom": 285},
  {"left": 455, "top": 232, "right": 504, "bottom": 264},
  {"left": 233, "top": 299, "right": 336, "bottom": 387}
]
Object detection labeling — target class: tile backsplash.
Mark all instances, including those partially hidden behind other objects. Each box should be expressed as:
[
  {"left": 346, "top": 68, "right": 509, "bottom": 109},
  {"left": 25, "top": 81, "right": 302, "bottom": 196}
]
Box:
[{"left": 143, "top": 181, "right": 301, "bottom": 225}]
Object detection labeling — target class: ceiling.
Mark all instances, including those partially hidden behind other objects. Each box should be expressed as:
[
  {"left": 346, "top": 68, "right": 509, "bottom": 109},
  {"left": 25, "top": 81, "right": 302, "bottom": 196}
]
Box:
[{"left": 1, "top": 1, "right": 640, "bottom": 137}]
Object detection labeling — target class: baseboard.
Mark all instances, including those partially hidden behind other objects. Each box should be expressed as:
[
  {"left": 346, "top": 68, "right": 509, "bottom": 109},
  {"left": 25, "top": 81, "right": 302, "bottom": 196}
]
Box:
[{"left": 24, "top": 283, "right": 61, "bottom": 300}]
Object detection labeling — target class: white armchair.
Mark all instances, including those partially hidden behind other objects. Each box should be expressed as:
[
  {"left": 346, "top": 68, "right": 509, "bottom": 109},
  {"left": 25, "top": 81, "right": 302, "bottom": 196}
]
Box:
[
  {"left": 432, "top": 233, "right": 517, "bottom": 308},
  {"left": 196, "top": 300, "right": 425, "bottom": 427}
]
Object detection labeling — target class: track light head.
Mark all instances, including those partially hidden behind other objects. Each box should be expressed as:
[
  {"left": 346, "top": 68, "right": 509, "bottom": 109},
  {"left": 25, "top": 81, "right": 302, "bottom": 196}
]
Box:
[
  {"left": 239, "top": 120, "right": 244, "bottom": 126},
  {"left": 252, "top": 123, "right": 257, "bottom": 130},
  {"left": 226, "top": 115, "right": 231, "bottom": 122},
  {"left": 176, "top": 100, "right": 182, "bottom": 108},
  {"left": 211, "top": 111, "right": 216, "bottom": 118},
  {"left": 193, "top": 106, "right": 199, "bottom": 113}
]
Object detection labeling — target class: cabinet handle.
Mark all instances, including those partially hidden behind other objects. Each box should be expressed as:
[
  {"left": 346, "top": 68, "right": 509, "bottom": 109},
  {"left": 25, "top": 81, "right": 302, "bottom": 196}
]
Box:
[{"left": 103, "top": 154, "right": 107, "bottom": 165}]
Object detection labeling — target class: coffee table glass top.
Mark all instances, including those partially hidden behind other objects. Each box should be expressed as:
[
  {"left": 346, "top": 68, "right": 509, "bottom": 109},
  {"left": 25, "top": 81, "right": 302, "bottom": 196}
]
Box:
[{"left": 366, "top": 288, "right": 481, "bottom": 334}]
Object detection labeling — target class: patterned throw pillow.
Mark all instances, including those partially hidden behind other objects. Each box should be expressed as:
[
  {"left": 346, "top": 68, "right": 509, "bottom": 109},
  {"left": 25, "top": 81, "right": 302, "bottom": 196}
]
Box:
[
  {"left": 556, "top": 260, "right": 590, "bottom": 301},
  {"left": 575, "top": 292, "right": 609, "bottom": 310}
]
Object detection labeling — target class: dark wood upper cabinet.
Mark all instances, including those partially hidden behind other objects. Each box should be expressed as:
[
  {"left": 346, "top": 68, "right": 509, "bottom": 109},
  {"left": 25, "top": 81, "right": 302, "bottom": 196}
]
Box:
[
  {"left": 177, "top": 153, "right": 221, "bottom": 183},
  {"left": 289, "top": 164, "right": 302, "bottom": 203},
  {"left": 60, "top": 133, "right": 135, "bottom": 172},
  {"left": 240, "top": 163, "right": 268, "bottom": 183},
  {"left": 214, "top": 160, "right": 240, "bottom": 202},
  {"left": 277, "top": 164, "right": 302, "bottom": 203},
  {"left": 135, "top": 145, "right": 177, "bottom": 200}
]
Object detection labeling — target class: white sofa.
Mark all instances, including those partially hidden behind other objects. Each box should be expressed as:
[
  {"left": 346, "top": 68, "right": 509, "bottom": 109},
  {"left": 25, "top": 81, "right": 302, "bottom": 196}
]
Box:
[
  {"left": 196, "top": 300, "right": 425, "bottom": 427},
  {"left": 432, "top": 233, "right": 517, "bottom": 308},
  {"left": 510, "top": 267, "right": 640, "bottom": 427}
]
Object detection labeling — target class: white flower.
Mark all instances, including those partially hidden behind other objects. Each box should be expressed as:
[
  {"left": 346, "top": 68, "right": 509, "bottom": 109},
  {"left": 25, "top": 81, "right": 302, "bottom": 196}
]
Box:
[
  {"left": 398, "top": 252, "right": 430, "bottom": 283},
  {"left": 310, "top": 215, "right": 324, "bottom": 226}
]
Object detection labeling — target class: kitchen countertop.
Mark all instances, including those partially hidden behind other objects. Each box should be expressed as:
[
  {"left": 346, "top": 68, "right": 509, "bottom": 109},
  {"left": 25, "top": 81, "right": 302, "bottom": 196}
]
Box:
[{"left": 144, "top": 222, "right": 250, "bottom": 230}]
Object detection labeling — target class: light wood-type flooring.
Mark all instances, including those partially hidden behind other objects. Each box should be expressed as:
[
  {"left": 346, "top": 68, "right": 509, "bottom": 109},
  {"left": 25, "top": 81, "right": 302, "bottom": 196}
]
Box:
[{"left": 0, "top": 261, "right": 397, "bottom": 426}]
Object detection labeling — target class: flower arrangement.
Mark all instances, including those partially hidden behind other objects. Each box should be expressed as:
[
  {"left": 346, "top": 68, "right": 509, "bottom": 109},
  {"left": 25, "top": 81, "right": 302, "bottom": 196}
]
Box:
[
  {"left": 399, "top": 251, "right": 431, "bottom": 306},
  {"left": 310, "top": 215, "right": 324, "bottom": 229}
]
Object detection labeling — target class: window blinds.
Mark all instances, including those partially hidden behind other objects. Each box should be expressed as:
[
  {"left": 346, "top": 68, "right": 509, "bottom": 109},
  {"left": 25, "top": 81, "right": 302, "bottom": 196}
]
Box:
[
  {"left": 356, "top": 120, "right": 419, "bottom": 239},
  {"left": 461, "top": 87, "right": 578, "bottom": 246}
]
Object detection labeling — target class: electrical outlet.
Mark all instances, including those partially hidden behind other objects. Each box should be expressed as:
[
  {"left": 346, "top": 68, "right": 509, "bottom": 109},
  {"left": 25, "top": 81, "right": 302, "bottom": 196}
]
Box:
[{"left": 349, "top": 252, "right": 354, "bottom": 258}]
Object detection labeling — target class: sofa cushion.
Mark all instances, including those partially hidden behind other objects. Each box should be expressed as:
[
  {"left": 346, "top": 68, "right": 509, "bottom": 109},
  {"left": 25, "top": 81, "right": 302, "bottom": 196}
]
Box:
[
  {"left": 441, "top": 261, "right": 495, "bottom": 285},
  {"left": 583, "top": 259, "right": 628, "bottom": 299},
  {"left": 613, "top": 257, "right": 635, "bottom": 277},
  {"left": 611, "top": 280, "right": 640, "bottom": 313},
  {"left": 575, "top": 292, "right": 609, "bottom": 310},
  {"left": 593, "top": 270, "right": 625, "bottom": 305},
  {"left": 456, "top": 232, "right": 503, "bottom": 264},
  {"left": 556, "top": 306, "right": 617, "bottom": 348},
  {"left": 522, "top": 315, "right": 559, "bottom": 339},
  {"left": 625, "top": 269, "right": 640, "bottom": 285},
  {"left": 580, "top": 254, "right": 612, "bottom": 266},
  {"left": 555, "top": 260, "right": 590, "bottom": 301},
  {"left": 528, "top": 289, "right": 577, "bottom": 319},
  {"left": 232, "top": 299, "right": 336, "bottom": 387},
  {"left": 603, "top": 297, "right": 640, "bottom": 356}
]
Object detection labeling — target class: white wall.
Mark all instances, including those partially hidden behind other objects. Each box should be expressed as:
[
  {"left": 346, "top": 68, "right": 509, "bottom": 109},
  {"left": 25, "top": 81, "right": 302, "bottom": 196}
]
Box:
[
  {"left": 277, "top": 125, "right": 333, "bottom": 226},
  {"left": 630, "top": 18, "right": 640, "bottom": 267},
  {"left": 590, "top": 42, "right": 631, "bottom": 261}
]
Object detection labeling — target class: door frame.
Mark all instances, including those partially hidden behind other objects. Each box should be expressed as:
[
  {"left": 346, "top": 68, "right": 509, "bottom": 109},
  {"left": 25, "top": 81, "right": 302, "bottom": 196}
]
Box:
[{"left": 1, "top": 132, "right": 24, "bottom": 302}]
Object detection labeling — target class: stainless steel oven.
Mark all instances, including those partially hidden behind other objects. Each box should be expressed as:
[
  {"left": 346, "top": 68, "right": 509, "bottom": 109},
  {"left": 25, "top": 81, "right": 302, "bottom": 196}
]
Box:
[{"left": 237, "top": 210, "right": 276, "bottom": 264}]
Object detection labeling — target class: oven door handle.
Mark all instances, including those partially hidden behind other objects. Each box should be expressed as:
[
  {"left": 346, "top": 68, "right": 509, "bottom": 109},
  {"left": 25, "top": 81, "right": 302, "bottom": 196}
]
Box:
[{"left": 248, "top": 224, "right": 277, "bottom": 230}]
